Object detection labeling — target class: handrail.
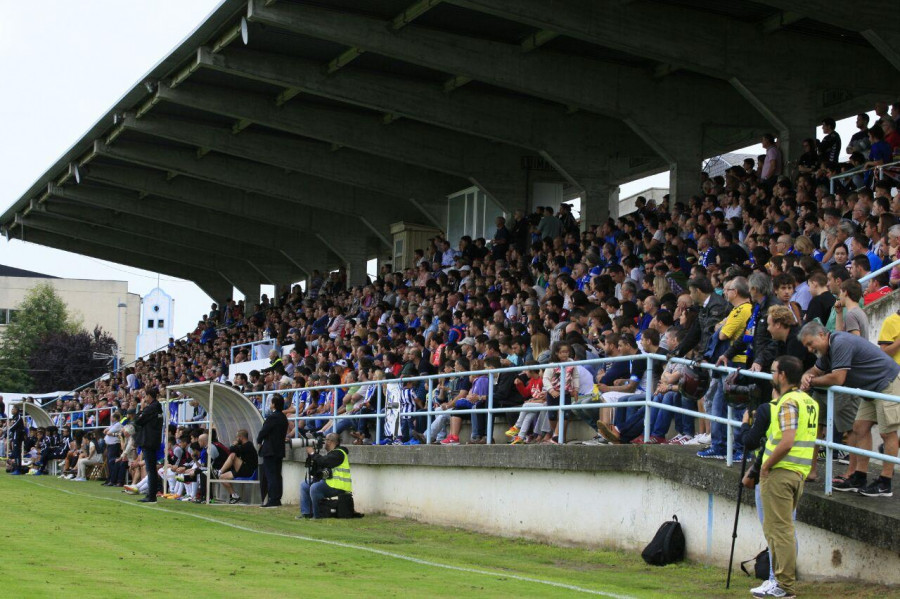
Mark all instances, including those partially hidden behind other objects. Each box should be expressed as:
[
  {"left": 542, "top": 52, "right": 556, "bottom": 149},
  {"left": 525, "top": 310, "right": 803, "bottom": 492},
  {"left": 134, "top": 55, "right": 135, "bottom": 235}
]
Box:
[
  {"left": 859, "top": 256, "right": 900, "bottom": 284},
  {"left": 230, "top": 338, "right": 279, "bottom": 363},
  {"left": 829, "top": 159, "right": 900, "bottom": 193},
  {"left": 244, "top": 352, "right": 900, "bottom": 497}
]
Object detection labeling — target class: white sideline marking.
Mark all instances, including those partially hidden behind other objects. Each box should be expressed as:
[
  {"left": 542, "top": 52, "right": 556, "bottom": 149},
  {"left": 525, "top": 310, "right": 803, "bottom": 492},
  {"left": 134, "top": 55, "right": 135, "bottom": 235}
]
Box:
[{"left": 22, "top": 479, "right": 633, "bottom": 598}]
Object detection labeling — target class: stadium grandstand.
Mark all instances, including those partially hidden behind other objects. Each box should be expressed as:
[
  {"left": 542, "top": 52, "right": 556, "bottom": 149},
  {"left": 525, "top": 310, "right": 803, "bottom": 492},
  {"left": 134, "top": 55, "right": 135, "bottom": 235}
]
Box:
[{"left": 3, "top": 0, "right": 900, "bottom": 591}]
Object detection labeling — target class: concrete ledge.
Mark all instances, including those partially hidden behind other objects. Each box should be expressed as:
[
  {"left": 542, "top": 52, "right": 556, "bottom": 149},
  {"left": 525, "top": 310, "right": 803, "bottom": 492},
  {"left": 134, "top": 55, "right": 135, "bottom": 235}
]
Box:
[{"left": 288, "top": 444, "right": 900, "bottom": 556}]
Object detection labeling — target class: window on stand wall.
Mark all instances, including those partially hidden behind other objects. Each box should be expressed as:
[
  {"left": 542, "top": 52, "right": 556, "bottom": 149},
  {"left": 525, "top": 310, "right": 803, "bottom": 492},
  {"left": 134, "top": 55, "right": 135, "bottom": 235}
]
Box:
[{"left": 447, "top": 187, "right": 506, "bottom": 243}]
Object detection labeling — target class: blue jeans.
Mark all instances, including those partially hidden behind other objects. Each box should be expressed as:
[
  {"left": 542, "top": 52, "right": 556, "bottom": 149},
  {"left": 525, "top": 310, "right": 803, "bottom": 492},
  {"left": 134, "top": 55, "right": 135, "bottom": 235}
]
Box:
[
  {"left": 612, "top": 393, "right": 644, "bottom": 431},
  {"left": 709, "top": 376, "right": 745, "bottom": 455},
  {"left": 300, "top": 479, "right": 342, "bottom": 518},
  {"left": 650, "top": 391, "right": 695, "bottom": 438}
]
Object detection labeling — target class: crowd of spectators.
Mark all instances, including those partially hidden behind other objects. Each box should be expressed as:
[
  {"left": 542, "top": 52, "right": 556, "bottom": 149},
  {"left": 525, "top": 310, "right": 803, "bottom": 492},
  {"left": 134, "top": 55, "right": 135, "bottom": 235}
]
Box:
[{"left": 4, "top": 102, "right": 900, "bottom": 501}]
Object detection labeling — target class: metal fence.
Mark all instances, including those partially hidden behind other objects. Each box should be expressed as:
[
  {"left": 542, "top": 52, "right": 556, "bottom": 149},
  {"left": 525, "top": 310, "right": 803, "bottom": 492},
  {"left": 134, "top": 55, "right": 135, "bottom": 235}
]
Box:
[
  {"left": 240, "top": 353, "right": 900, "bottom": 497},
  {"left": 230, "top": 339, "right": 279, "bottom": 363},
  {"left": 828, "top": 159, "right": 900, "bottom": 193}
]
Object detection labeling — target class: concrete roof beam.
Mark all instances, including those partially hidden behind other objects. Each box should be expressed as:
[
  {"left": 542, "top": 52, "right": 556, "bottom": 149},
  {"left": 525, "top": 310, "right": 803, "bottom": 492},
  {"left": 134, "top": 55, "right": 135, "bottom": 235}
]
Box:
[
  {"left": 93, "top": 138, "right": 399, "bottom": 246},
  {"left": 121, "top": 112, "right": 457, "bottom": 230},
  {"left": 199, "top": 46, "right": 653, "bottom": 184},
  {"left": 156, "top": 81, "right": 529, "bottom": 213}
]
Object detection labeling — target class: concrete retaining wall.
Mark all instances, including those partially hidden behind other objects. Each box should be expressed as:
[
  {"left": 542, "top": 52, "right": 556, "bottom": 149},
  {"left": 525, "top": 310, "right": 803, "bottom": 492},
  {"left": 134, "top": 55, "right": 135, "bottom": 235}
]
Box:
[{"left": 276, "top": 446, "right": 900, "bottom": 585}]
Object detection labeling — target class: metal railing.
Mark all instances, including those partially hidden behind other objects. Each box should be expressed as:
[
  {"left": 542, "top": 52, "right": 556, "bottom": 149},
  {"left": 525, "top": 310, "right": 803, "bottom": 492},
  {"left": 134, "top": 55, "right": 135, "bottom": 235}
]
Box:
[
  {"left": 230, "top": 338, "right": 279, "bottom": 363},
  {"left": 829, "top": 159, "right": 900, "bottom": 193},
  {"left": 859, "top": 256, "right": 900, "bottom": 284},
  {"left": 240, "top": 353, "right": 900, "bottom": 497}
]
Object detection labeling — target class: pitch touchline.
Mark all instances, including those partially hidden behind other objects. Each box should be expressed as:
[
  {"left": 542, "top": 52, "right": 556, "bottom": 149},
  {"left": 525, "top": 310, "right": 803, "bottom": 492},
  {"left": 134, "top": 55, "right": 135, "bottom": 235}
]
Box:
[{"left": 23, "top": 479, "right": 633, "bottom": 599}]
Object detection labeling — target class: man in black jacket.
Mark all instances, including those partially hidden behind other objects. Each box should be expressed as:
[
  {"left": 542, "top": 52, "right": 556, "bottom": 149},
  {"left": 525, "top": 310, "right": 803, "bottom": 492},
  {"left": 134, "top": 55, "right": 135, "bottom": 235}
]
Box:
[
  {"left": 134, "top": 388, "right": 163, "bottom": 503},
  {"left": 7, "top": 404, "right": 26, "bottom": 475},
  {"left": 257, "top": 394, "right": 288, "bottom": 508}
]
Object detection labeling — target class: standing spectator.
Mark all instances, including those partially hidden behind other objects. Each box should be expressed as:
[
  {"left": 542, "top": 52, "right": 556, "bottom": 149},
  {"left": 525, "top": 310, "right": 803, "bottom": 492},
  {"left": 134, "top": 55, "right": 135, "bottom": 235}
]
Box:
[
  {"left": 846, "top": 113, "right": 871, "bottom": 155},
  {"left": 878, "top": 308, "right": 900, "bottom": 366},
  {"left": 101, "top": 412, "right": 123, "bottom": 487},
  {"left": 759, "top": 133, "right": 783, "bottom": 189},
  {"left": 537, "top": 207, "right": 562, "bottom": 241},
  {"left": 134, "top": 388, "right": 163, "bottom": 503},
  {"left": 800, "top": 322, "right": 900, "bottom": 497},
  {"left": 834, "top": 279, "right": 868, "bottom": 338},
  {"left": 257, "top": 394, "right": 288, "bottom": 508},
  {"left": 7, "top": 404, "right": 25, "bottom": 475},
  {"left": 818, "top": 117, "right": 841, "bottom": 163},
  {"left": 492, "top": 216, "right": 511, "bottom": 260}
]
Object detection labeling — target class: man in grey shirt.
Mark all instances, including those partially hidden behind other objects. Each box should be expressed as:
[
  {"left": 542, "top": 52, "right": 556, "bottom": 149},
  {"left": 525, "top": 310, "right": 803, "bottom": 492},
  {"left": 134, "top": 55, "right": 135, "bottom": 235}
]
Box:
[
  {"left": 835, "top": 279, "right": 869, "bottom": 339},
  {"left": 536, "top": 207, "right": 562, "bottom": 240},
  {"left": 800, "top": 322, "right": 900, "bottom": 497}
]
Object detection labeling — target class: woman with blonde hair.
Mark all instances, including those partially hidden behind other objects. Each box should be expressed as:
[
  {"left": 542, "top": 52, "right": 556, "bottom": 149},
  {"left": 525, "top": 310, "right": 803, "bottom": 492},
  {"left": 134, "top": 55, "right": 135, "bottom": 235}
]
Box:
[
  {"left": 530, "top": 332, "right": 551, "bottom": 364},
  {"left": 792, "top": 235, "right": 815, "bottom": 258}
]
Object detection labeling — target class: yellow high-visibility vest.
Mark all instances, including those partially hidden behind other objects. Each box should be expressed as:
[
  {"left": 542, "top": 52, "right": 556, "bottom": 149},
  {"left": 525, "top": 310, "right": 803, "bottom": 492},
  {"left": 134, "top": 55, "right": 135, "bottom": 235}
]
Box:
[
  {"left": 325, "top": 448, "right": 352, "bottom": 493},
  {"left": 763, "top": 390, "right": 819, "bottom": 477}
]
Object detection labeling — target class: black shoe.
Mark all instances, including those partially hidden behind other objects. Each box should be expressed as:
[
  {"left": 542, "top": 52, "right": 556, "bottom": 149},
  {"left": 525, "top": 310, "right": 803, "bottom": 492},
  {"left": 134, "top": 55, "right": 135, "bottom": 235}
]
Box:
[
  {"left": 138, "top": 497, "right": 157, "bottom": 503},
  {"left": 833, "top": 473, "right": 866, "bottom": 492},
  {"left": 228, "top": 496, "right": 241, "bottom": 505},
  {"left": 295, "top": 514, "right": 312, "bottom": 520},
  {"left": 858, "top": 477, "right": 893, "bottom": 497},
  {"left": 260, "top": 502, "right": 281, "bottom": 508}
]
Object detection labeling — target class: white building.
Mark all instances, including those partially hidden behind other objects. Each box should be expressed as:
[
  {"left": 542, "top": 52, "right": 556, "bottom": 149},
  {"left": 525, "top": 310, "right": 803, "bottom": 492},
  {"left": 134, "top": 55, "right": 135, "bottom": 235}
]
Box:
[
  {"left": 0, "top": 265, "right": 140, "bottom": 363},
  {"left": 136, "top": 287, "right": 175, "bottom": 358}
]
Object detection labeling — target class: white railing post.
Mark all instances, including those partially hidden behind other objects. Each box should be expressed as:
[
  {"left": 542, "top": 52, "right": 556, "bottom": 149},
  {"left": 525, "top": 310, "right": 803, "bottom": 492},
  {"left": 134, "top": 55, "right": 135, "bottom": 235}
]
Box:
[
  {"left": 375, "top": 383, "right": 382, "bottom": 445},
  {"left": 825, "top": 389, "right": 834, "bottom": 496},
  {"left": 726, "top": 405, "right": 734, "bottom": 467},
  {"left": 643, "top": 356, "right": 653, "bottom": 443},
  {"left": 486, "top": 376, "right": 494, "bottom": 445},
  {"left": 426, "top": 379, "right": 433, "bottom": 445},
  {"left": 559, "top": 366, "right": 566, "bottom": 444}
]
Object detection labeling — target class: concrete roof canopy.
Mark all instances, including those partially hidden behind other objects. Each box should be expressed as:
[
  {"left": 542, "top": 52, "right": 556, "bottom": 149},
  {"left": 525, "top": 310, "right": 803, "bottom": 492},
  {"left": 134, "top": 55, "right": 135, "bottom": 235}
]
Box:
[{"left": 2, "top": 0, "right": 897, "bottom": 301}]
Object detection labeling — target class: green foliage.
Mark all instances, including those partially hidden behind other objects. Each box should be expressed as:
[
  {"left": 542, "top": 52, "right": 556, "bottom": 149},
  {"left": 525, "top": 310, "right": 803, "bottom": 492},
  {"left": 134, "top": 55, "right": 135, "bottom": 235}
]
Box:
[{"left": 0, "top": 283, "right": 80, "bottom": 392}]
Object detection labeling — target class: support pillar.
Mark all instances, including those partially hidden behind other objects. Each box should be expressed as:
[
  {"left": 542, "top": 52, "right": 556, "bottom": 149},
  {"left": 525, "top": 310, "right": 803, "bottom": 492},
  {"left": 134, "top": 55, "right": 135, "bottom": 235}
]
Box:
[
  {"left": 669, "top": 153, "right": 703, "bottom": 203},
  {"left": 578, "top": 180, "right": 617, "bottom": 230},
  {"left": 194, "top": 275, "right": 234, "bottom": 307},
  {"left": 347, "top": 256, "right": 369, "bottom": 287}
]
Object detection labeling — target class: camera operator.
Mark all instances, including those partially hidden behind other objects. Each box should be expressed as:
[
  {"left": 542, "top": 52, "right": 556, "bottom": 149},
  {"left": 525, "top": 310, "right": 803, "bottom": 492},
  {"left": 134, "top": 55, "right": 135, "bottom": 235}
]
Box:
[
  {"left": 257, "top": 394, "right": 288, "bottom": 508},
  {"left": 298, "top": 432, "right": 352, "bottom": 519},
  {"left": 134, "top": 388, "right": 163, "bottom": 503}
]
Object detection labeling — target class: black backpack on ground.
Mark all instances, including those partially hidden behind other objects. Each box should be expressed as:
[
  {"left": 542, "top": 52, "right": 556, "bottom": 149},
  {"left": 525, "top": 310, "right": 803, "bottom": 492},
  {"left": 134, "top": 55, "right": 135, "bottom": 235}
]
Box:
[
  {"left": 741, "top": 548, "right": 770, "bottom": 580},
  {"left": 641, "top": 515, "right": 685, "bottom": 566}
]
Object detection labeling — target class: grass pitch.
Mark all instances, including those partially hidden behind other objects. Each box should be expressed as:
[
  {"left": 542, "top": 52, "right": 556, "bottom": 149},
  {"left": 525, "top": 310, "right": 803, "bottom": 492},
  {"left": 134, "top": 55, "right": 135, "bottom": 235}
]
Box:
[{"left": 1, "top": 475, "right": 893, "bottom": 598}]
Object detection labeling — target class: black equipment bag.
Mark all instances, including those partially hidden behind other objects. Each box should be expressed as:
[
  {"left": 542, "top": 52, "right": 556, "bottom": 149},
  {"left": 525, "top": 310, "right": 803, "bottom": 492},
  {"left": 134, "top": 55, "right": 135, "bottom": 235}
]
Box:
[
  {"left": 741, "top": 548, "right": 770, "bottom": 580},
  {"left": 318, "top": 493, "right": 363, "bottom": 519},
  {"left": 641, "top": 515, "right": 685, "bottom": 566}
]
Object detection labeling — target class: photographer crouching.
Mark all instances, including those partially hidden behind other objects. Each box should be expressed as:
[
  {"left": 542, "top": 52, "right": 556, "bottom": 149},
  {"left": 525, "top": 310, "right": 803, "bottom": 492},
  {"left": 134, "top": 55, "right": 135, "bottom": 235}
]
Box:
[{"left": 297, "top": 432, "right": 351, "bottom": 519}]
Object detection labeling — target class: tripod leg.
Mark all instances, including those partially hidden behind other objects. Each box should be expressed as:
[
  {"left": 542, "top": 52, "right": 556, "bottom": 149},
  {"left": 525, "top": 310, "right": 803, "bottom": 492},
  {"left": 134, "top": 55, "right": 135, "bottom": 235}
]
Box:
[{"left": 726, "top": 450, "right": 750, "bottom": 589}]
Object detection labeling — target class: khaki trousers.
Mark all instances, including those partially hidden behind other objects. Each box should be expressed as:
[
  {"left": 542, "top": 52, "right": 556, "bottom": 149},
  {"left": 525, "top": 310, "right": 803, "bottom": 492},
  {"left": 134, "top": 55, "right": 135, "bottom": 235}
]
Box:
[{"left": 761, "top": 467, "right": 804, "bottom": 594}]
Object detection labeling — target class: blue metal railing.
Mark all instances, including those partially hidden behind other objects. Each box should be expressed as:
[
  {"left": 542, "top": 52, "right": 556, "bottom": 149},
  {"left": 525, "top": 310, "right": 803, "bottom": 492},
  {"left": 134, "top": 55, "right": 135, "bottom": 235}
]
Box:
[{"left": 237, "top": 353, "right": 900, "bottom": 497}]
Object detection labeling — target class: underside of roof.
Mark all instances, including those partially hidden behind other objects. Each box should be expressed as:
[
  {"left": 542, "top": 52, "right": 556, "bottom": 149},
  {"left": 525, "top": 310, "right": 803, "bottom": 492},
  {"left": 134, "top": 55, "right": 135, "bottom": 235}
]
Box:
[{"left": 2, "top": 0, "right": 898, "bottom": 300}]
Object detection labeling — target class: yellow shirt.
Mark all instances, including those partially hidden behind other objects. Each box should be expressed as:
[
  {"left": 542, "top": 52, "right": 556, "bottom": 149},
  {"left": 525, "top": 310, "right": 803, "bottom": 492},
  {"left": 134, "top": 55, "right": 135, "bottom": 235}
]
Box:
[
  {"left": 719, "top": 302, "right": 753, "bottom": 363},
  {"left": 878, "top": 313, "right": 900, "bottom": 366}
]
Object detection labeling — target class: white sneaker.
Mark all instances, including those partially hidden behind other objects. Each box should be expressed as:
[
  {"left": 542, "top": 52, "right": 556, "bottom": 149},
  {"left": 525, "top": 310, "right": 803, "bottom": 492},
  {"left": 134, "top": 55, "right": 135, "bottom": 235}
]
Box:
[
  {"left": 696, "top": 433, "right": 712, "bottom": 444},
  {"left": 751, "top": 579, "right": 775, "bottom": 596},
  {"left": 752, "top": 580, "right": 794, "bottom": 598},
  {"left": 683, "top": 434, "right": 704, "bottom": 445}
]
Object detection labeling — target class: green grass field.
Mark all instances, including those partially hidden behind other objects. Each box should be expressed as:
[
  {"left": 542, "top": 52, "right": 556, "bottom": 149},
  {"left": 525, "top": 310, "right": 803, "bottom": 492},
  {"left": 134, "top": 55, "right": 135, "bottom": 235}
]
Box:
[{"left": 1, "top": 474, "right": 894, "bottom": 598}]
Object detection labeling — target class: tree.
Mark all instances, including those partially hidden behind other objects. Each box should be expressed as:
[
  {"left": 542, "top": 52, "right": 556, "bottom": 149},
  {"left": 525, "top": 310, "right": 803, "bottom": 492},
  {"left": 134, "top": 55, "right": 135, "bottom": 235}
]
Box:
[
  {"left": 0, "top": 283, "right": 80, "bottom": 392},
  {"left": 28, "top": 327, "right": 118, "bottom": 393}
]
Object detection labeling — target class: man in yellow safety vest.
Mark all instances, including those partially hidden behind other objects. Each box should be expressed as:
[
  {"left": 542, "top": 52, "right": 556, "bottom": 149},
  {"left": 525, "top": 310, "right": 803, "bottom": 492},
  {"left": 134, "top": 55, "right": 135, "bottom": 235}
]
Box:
[
  {"left": 756, "top": 355, "right": 819, "bottom": 599},
  {"left": 299, "top": 432, "right": 352, "bottom": 519}
]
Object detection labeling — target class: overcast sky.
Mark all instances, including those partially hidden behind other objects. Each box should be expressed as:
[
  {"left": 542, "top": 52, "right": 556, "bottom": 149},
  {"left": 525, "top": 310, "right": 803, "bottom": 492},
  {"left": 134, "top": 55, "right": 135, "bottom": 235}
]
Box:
[{"left": 0, "top": 1, "right": 872, "bottom": 342}]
